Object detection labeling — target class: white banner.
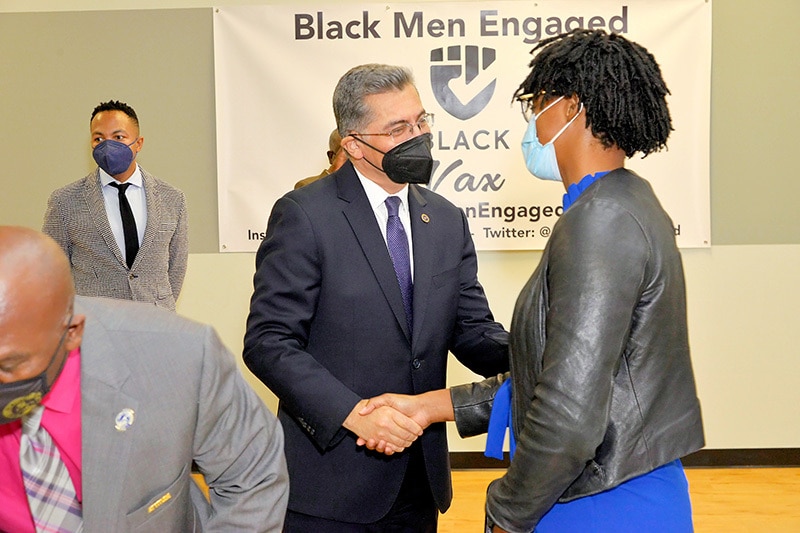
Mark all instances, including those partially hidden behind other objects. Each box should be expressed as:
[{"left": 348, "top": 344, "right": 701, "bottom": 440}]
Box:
[{"left": 214, "top": 0, "right": 711, "bottom": 252}]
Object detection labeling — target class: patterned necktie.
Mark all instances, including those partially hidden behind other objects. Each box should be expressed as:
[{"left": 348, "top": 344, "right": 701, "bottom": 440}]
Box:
[
  {"left": 19, "top": 406, "right": 83, "bottom": 533},
  {"left": 108, "top": 182, "right": 139, "bottom": 268},
  {"left": 385, "top": 196, "right": 413, "bottom": 334}
]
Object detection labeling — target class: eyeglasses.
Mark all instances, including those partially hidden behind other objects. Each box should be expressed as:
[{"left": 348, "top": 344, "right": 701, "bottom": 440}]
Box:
[
  {"left": 518, "top": 93, "right": 537, "bottom": 122},
  {"left": 356, "top": 113, "right": 434, "bottom": 143},
  {"left": 517, "top": 91, "right": 557, "bottom": 122}
]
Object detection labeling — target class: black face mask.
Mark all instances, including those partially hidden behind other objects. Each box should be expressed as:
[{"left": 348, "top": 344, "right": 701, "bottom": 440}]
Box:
[
  {"left": 354, "top": 133, "right": 434, "bottom": 184},
  {"left": 0, "top": 316, "right": 72, "bottom": 425}
]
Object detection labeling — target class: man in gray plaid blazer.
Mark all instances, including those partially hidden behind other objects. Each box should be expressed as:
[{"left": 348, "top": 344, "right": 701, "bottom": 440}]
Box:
[{"left": 43, "top": 100, "right": 188, "bottom": 311}]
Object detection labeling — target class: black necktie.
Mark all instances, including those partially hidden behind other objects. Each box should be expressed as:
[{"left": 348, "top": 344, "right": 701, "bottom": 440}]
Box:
[{"left": 109, "top": 182, "right": 139, "bottom": 268}]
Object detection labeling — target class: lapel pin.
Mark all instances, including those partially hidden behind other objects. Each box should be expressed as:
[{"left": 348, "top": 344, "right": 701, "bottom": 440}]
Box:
[
  {"left": 115, "top": 408, "right": 135, "bottom": 432},
  {"left": 421, "top": 213, "right": 430, "bottom": 223}
]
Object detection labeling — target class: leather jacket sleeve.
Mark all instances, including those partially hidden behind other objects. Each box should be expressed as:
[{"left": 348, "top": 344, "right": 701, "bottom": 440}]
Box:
[{"left": 451, "top": 373, "right": 509, "bottom": 437}]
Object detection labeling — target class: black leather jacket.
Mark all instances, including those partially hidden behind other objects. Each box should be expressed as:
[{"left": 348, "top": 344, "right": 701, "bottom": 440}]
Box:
[{"left": 452, "top": 169, "right": 704, "bottom": 533}]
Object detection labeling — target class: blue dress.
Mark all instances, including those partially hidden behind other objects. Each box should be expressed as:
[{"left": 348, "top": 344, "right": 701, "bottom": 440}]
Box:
[{"left": 535, "top": 459, "right": 693, "bottom": 532}]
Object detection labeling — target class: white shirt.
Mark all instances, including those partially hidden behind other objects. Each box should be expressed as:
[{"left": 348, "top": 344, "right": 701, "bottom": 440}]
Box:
[
  {"left": 100, "top": 165, "right": 147, "bottom": 264},
  {"left": 355, "top": 170, "right": 414, "bottom": 280}
]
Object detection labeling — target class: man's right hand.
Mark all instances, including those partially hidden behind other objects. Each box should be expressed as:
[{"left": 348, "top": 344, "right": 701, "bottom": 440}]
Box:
[
  {"left": 355, "top": 390, "right": 455, "bottom": 453},
  {"left": 343, "top": 399, "right": 423, "bottom": 455}
]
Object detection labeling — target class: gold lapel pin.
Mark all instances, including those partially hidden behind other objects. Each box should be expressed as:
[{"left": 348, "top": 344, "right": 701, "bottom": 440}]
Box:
[{"left": 421, "top": 214, "right": 430, "bottom": 223}]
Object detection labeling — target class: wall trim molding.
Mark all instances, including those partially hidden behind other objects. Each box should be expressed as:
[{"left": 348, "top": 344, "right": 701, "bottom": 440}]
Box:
[{"left": 450, "top": 449, "right": 800, "bottom": 470}]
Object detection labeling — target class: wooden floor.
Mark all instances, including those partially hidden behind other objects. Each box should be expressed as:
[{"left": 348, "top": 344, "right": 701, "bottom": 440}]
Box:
[{"left": 439, "top": 468, "right": 800, "bottom": 532}]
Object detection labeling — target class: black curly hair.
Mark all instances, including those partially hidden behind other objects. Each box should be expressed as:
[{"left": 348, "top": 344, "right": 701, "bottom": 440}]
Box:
[
  {"left": 90, "top": 100, "right": 139, "bottom": 129},
  {"left": 515, "top": 29, "right": 672, "bottom": 158}
]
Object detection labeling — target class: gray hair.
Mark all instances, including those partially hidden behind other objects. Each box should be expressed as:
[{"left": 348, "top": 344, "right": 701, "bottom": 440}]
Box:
[{"left": 333, "top": 64, "right": 415, "bottom": 137}]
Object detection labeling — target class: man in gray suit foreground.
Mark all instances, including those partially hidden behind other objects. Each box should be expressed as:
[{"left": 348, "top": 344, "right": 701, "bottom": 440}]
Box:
[
  {"left": 0, "top": 226, "right": 288, "bottom": 532},
  {"left": 43, "top": 100, "right": 188, "bottom": 311}
]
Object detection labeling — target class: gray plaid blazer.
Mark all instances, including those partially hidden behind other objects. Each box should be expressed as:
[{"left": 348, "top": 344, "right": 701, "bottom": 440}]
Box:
[{"left": 43, "top": 167, "right": 188, "bottom": 311}]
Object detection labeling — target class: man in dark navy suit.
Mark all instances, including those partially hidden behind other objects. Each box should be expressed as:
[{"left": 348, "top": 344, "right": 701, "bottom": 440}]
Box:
[{"left": 244, "top": 64, "right": 508, "bottom": 532}]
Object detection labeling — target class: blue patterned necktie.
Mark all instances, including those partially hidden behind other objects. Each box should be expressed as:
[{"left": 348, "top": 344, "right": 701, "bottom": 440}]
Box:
[
  {"left": 19, "top": 406, "right": 83, "bottom": 533},
  {"left": 385, "top": 196, "right": 413, "bottom": 334}
]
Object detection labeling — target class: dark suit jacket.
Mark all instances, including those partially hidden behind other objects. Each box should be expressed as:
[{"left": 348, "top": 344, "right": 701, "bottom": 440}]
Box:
[
  {"left": 243, "top": 162, "right": 508, "bottom": 523},
  {"left": 43, "top": 167, "right": 188, "bottom": 311},
  {"left": 77, "top": 296, "right": 288, "bottom": 532}
]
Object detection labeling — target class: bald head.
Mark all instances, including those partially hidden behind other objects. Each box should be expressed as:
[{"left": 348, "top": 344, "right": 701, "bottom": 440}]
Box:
[
  {"left": 0, "top": 226, "right": 84, "bottom": 389},
  {"left": 0, "top": 227, "right": 86, "bottom": 402},
  {"left": 0, "top": 226, "right": 75, "bottom": 321}
]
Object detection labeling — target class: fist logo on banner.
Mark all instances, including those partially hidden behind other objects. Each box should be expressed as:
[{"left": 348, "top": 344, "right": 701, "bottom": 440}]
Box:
[{"left": 430, "top": 45, "right": 496, "bottom": 121}]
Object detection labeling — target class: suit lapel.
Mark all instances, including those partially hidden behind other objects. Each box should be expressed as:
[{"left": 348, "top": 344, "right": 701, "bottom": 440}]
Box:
[
  {"left": 337, "top": 167, "right": 412, "bottom": 341},
  {"left": 135, "top": 169, "right": 159, "bottom": 268},
  {"left": 79, "top": 305, "right": 137, "bottom": 530},
  {"left": 83, "top": 170, "right": 126, "bottom": 268},
  {"left": 407, "top": 186, "right": 432, "bottom": 349}
]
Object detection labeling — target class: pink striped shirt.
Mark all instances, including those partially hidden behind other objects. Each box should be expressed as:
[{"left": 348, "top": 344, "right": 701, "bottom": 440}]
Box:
[{"left": 0, "top": 348, "right": 82, "bottom": 533}]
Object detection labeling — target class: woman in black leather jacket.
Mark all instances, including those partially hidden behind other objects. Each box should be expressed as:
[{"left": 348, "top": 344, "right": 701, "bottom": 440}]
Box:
[{"left": 360, "top": 29, "right": 704, "bottom": 533}]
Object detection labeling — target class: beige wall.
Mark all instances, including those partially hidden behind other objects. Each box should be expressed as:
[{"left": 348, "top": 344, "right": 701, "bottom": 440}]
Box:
[
  {"left": 2, "top": 0, "right": 799, "bottom": 451},
  {"left": 173, "top": 245, "right": 800, "bottom": 451}
]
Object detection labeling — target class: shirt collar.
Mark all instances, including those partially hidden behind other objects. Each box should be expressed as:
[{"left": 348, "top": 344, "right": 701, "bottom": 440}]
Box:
[
  {"left": 354, "top": 167, "right": 409, "bottom": 211},
  {"left": 99, "top": 164, "right": 143, "bottom": 189},
  {"left": 42, "top": 348, "right": 81, "bottom": 415}
]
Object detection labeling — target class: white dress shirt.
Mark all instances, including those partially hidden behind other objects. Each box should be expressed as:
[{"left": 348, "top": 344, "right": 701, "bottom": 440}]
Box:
[
  {"left": 99, "top": 165, "right": 147, "bottom": 264},
  {"left": 355, "top": 170, "right": 414, "bottom": 280}
]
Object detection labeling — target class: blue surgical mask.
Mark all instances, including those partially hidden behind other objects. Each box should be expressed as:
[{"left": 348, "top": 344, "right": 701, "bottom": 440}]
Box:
[
  {"left": 521, "top": 96, "right": 583, "bottom": 182},
  {"left": 93, "top": 138, "right": 138, "bottom": 176}
]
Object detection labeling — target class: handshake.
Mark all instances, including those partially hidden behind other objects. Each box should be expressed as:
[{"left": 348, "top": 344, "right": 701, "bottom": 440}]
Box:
[{"left": 342, "top": 389, "right": 454, "bottom": 455}]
